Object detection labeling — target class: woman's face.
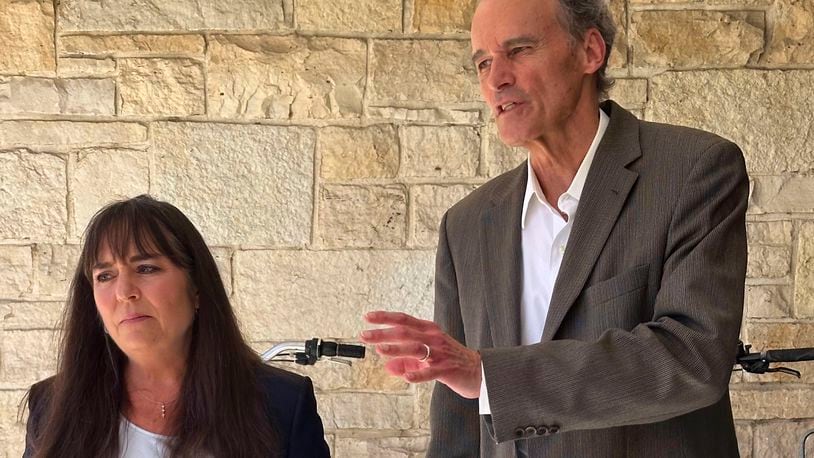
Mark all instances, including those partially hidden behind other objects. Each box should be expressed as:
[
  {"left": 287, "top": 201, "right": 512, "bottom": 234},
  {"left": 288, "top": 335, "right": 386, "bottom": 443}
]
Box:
[{"left": 91, "top": 241, "right": 196, "bottom": 361}]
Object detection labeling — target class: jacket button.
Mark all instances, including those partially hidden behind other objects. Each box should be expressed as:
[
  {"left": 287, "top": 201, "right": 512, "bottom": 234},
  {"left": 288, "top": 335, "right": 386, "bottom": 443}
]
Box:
[
  {"left": 515, "top": 428, "right": 525, "bottom": 438},
  {"left": 524, "top": 426, "right": 537, "bottom": 436},
  {"left": 536, "top": 426, "right": 548, "bottom": 435},
  {"left": 549, "top": 424, "right": 560, "bottom": 434}
]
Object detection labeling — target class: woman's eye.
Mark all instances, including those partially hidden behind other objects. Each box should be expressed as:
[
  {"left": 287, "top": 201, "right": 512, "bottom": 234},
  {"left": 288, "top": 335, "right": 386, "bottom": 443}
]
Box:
[
  {"left": 137, "top": 265, "right": 160, "bottom": 274},
  {"left": 95, "top": 272, "right": 112, "bottom": 283}
]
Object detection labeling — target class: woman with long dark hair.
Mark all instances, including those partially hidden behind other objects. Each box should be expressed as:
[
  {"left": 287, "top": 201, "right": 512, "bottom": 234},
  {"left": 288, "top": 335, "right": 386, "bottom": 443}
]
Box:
[{"left": 23, "top": 195, "right": 330, "bottom": 457}]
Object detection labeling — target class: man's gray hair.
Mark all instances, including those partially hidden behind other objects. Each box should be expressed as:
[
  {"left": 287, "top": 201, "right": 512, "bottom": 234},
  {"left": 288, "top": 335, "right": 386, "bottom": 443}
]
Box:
[{"left": 556, "top": 0, "right": 617, "bottom": 98}]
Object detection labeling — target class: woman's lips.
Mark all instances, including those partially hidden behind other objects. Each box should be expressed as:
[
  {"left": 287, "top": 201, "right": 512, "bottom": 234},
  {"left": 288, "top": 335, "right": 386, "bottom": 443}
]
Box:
[{"left": 120, "top": 315, "right": 150, "bottom": 325}]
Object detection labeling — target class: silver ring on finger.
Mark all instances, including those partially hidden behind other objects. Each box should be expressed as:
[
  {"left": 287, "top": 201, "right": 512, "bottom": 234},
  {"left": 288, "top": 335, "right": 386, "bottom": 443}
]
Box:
[{"left": 419, "top": 343, "right": 431, "bottom": 362}]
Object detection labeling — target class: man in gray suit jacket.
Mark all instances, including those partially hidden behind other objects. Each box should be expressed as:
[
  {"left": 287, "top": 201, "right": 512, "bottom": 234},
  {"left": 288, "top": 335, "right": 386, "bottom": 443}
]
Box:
[{"left": 361, "top": 0, "right": 748, "bottom": 456}]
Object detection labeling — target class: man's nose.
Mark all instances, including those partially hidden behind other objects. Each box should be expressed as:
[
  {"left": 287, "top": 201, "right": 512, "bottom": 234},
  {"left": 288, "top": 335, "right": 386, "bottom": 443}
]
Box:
[
  {"left": 115, "top": 272, "right": 140, "bottom": 302},
  {"left": 486, "top": 56, "right": 514, "bottom": 92}
]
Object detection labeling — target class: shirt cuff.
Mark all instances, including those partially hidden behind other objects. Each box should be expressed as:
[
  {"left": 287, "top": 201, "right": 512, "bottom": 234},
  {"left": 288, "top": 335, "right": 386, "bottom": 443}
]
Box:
[{"left": 478, "top": 362, "right": 491, "bottom": 415}]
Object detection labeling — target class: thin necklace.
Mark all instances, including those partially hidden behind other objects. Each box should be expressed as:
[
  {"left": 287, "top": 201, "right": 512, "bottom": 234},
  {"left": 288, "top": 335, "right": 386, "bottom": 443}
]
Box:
[{"left": 130, "top": 390, "right": 178, "bottom": 419}]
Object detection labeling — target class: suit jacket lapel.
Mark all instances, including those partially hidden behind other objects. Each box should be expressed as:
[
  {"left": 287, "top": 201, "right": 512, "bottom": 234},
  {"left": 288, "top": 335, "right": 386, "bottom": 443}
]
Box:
[
  {"left": 541, "top": 101, "right": 642, "bottom": 342},
  {"left": 480, "top": 163, "right": 527, "bottom": 348}
]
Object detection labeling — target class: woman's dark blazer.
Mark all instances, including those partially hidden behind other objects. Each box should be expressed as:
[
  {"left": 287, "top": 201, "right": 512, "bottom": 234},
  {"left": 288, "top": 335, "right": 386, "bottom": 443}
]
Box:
[{"left": 24, "top": 364, "right": 331, "bottom": 457}]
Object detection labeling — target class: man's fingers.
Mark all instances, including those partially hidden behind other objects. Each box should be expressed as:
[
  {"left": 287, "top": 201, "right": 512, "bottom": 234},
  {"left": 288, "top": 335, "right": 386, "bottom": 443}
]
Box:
[
  {"left": 364, "top": 310, "right": 437, "bottom": 331},
  {"left": 375, "top": 342, "right": 431, "bottom": 360},
  {"left": 383, "top": 357, "right": 425, "bottom": 376},
  {"left": 360, "top": 325, "right": 426, "bottom": 344},
  {"left": 404, "top": 367, "right": 442, "bottom": 383}
]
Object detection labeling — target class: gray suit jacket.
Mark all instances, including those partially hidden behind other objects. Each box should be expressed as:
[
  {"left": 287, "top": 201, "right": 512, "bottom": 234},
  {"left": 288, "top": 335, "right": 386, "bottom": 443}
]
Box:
[{"left": 428, "top": 101, "right": 748, "bottom": 457}]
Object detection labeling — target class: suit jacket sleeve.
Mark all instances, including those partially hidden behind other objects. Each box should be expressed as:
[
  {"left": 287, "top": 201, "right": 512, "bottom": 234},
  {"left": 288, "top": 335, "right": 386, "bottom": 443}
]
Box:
[
  {"left": 426, "top": 212, "right": 482, "bottom": 457},
  {"left": 481, "top": 140, "right": 749, "bottom": 442},
  {"left": 286, "top": 376, "right": 331, "bottom": 458}
]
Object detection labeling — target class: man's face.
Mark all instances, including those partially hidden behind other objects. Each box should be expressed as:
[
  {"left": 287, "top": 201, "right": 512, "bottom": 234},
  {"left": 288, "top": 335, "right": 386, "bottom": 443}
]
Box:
[{"left": 471, "top": 0, "right": 593, "bottom": 147}]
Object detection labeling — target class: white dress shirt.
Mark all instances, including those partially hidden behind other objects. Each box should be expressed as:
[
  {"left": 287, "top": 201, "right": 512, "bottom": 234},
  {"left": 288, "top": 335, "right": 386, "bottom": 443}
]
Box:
[{"left": 479, "top": 108, "right": 610, "bottom": 414}]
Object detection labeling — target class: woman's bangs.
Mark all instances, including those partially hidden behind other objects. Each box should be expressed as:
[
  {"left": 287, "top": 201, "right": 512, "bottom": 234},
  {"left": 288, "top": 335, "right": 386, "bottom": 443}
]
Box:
[{"left": 82, "top": 207, "right": 172, "bottom": 280}]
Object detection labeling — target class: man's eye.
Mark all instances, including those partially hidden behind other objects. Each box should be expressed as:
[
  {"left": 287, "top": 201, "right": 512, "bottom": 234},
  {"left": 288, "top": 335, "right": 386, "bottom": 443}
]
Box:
[
  {"left": 509, "top": 46, "right": 528, "bottom": 56},
  {"left": 476, "top": 60, "right": 491, "bottom": 72}
]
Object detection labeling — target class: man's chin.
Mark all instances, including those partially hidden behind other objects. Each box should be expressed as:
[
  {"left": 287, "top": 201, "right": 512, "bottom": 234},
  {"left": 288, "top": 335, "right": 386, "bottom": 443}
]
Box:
[{"left": 496, "top": 130, "right": 529, "bottom": 148}]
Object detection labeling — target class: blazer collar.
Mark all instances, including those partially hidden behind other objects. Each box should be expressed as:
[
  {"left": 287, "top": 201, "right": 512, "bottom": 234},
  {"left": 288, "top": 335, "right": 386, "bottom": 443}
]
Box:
[
  {"left": 479, "top": 100, "right": 642, "bottom": 347},
  {"left": 480, "top": 162, "right": 527, "bottom": 348},
  {"left": 541, "top": 100, "right": 642, "bottom": 341}
]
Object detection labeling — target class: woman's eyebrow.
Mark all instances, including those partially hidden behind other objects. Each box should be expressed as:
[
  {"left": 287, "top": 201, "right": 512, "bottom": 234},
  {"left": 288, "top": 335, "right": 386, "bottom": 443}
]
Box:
[{"left": 91, "top": 254, "right": 160, "bottom": 270}]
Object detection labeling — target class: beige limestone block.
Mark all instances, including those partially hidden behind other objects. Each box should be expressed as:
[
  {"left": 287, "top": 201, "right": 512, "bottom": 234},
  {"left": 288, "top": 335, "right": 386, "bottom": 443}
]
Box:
[
  {"left": 32, "top": 244, "right": 80, "bottom": 300},
  {"left": 648, "top": 71, "right": 814, "bottom": 175},
  {"left": 631, "top": 11, "right": 763, "bottom": 69},
  {"left": 370, "top": 40, "right": 479, "bottom": 104},
  {"left": 335, "top": 435, "right": 429, "bottom": 457},
  {"left": 746, "top": 245, "right": 790, "bottom": 279},
  {"left": 749, "top": 176, "right": 814, "bottom": 214},
  {"left": 485, "top": 124, "right": 525, "bottom": 177},
  {"left": 233, "top": 249, "right": 434, "bottom": 340},
  {"left": 754, "top": 419, "right": 814, "bottom": 458},
  {"left": 414, "top": 381, "right": 433, "bottom": 429},
  {"left": 0, "top": 121, "right": 147, "bottom": 148},
  {"left": 745, "top": 285, "right": 791, "bottom": 318},
  {"left": 746, "top": 322, "right": 814, "bottom": 349},
  {"left": 0, "top": 76, "right": 114, "bottom": 115},
  {"left": 747, "top": 221, "right": 793, "bottom": 246},
  {"left": 608, "top": 0, "right": 627, "bottom": 70},
  {"left": 118, "top": 58, "right": 204, "bottom": 116},
  {"left": 764, "top": 0, "right": 814, "bottom": 65},
  {"left": 60, "top": 34, "right": 205, "bottom": 56},
  {"left": 735, "top": 422, "right": 753, "bottom": 458},
  {"left": 412, "top": 0, "right": 477, "bottom": 33},
  {"left": 367, "top": 106, "right": 482, "bottom": 124},
  {"left": 0, "top": 246, "right": 32, "bottom": 299},
  {"left": 608, "top": 79, "right": 647, "bottom": 110},
  {"left": 0, "top": 77, "right": 59, "bottom": 113},
  {"left": 731, "top": 388, "right": 814, "bottom": 420},
  {"left": 0, "top": 390, "right": 27, "bottom": 456},
  {"left": 412, "top": 184, "right": 478, "bottom": 247},
  {"left": 298, "top": 0, "right": 401, "bottom": 33},
  {"left": 795, "top": 222, "right": 814, "bottom": 318},
  {"left": 0, "top": 0, "right": 54, "bottom": 74},
  {"left": 320, "top": 126, "right": 399, "bottom": 180},
  {"left": 58, "top": 58, "right": 117, "bottom": 77},
  {"left": 317, "top": 392, "right": 414, "bottom": 430},
  {"left": 151, "top": 122, "right": 314, "bottom": 246},
  {"left": 1, "top": 302, "right": 64, "bottom": 330},
  {"left": 58, "top": 0, "right": 287, "bottom": 32},
  {"left": 0, "top": 329, "right": 58, "bottom": 387},
  {"left": 71, "top": 148, "right": 149, "bottom": 236},
  {"left": 400, "top": 126, "right": 480, "bottom": 178},
  {"left": 0, "top": 151, "right": 66, "bottom": 242},
  {"left": 209, "top": 247, "right": 233, "bottom": 297},
  {"left": 208, "top": 35, "right": 365, "bottom": 120},
  {"left": 60, "top": 78, "right": 116, "bottom": 115},
  {"left": 317, "top": 185, "right": 407, "bottom": 248}
]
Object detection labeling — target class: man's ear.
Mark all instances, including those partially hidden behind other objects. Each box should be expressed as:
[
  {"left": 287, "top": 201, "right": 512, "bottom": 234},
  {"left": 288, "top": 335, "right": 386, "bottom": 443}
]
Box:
[{"left": 582, "top": 28, "right": 606, "bottom": 75}]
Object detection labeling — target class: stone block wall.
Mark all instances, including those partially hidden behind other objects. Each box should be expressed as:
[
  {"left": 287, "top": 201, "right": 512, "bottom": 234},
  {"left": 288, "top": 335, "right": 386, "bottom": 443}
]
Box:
[{"left": 0, "top": 0, "right": 812, "bottom": 456}]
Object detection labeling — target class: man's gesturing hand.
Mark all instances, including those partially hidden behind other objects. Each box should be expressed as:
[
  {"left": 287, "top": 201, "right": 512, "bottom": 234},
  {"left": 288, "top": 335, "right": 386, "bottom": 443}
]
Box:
[{"left": 360, "top": 311, "right": 482, "bottom": 399}]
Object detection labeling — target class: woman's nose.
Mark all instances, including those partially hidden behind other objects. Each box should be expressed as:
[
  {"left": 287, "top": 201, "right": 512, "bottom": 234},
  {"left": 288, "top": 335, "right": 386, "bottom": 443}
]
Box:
[{"left": 115, "top": 272, "right": 140, "bottom": 302}]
